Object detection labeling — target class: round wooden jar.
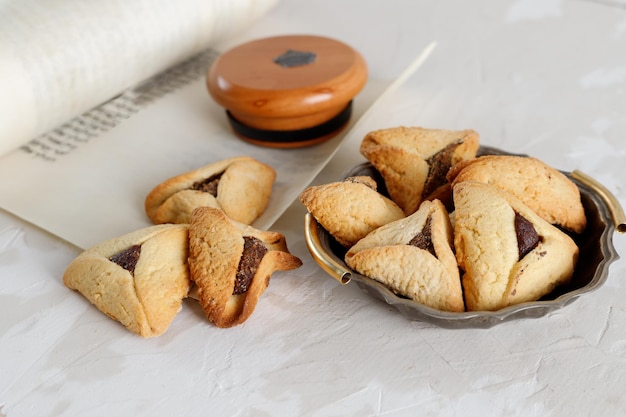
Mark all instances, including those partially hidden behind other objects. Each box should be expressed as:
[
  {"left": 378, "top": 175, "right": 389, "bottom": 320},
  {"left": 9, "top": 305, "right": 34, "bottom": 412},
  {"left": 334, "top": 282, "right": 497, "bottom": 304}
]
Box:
[{"left": 207, "top": 35, "right": 367, "bottom": 148}]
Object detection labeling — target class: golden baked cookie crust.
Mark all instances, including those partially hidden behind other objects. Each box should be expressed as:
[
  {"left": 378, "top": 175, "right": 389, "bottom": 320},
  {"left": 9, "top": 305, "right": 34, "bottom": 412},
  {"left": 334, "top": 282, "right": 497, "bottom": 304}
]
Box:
[
  {"left": 360, "top": 126, "right": 479, "bottom": 215},
  {"left": 453, "top": 181, "right": 579, "bottom": 311},
  {"left": 63, "top": 224, "right": 190, "bottom": 337},
  {"left": 345, "top": 200, "right": 464, "bottom": 312},
  {"left": 145, "top": 156, "right": 276, "bottom": 225},
  {"left": 299, "top": 176, "right": 405, "bottom": 247},
  {"left": 450, "top": 154, "right": 587, "bottom": 233},
  {"left": 188, "top": 207, "right": 302, "bottom": 328}
]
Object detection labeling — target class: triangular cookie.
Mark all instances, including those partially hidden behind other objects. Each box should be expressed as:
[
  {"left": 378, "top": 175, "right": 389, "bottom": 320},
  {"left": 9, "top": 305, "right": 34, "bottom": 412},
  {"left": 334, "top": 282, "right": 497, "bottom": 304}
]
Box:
[
  {"left": 345, "top": 200, "right": 464, "bottom": 312},
  {"left": 299, "top": 176, "right": 405, "bottom": 247},
  {"left": 188, "top": 207, "right": 302, "bottom": 328},
  {"left": 360, "top": 126, "right": 479, "bottom": 215},
  {"left": 63, "top": 224, "right": 191, "bottom": 337},
  {"left": 453, "top": 181, "right": 579, "bottom": 311},
  {"left": 145, "top": 156, "right": 276, "bottom": 225}
]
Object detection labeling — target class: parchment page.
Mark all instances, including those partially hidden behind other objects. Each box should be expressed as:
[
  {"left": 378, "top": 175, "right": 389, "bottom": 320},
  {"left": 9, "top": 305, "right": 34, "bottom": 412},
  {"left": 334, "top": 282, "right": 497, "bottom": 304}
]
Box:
[{"left": 0, "top": 43, "right": 437, "bottom": 250}]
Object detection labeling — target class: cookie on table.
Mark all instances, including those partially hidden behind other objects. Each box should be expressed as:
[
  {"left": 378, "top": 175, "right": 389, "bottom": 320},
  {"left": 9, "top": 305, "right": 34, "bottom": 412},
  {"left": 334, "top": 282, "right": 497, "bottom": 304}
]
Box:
[
  {"left": 188, "top": 207, "right": 302, "bottom": 328},
  {"left": 360, "top": 126, "right": 480, "bottom": 215},
  {"left": 299, "top": 176, "right": 405, "bottom": 248},
  {"left": 449, "top": 154, "right": 587, "bottom": 233},
  {"left": 145, "top": 156, "right": 275, "bottom": 225},
  {"left": 63, "top": 224, "right": 190, "bottom": 338},
  {"left": 453, "top": 181, "right": 579, "bottom": 311},
  {"left": 345, "top": 199, "right": 464, "bottom": 312}
]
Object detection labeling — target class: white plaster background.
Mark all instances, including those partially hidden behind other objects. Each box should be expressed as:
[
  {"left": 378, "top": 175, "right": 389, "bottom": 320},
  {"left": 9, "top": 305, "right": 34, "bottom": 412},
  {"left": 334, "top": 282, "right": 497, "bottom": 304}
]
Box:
[{"left": 2, "top": 0, "right": 626, "bottom": 416}]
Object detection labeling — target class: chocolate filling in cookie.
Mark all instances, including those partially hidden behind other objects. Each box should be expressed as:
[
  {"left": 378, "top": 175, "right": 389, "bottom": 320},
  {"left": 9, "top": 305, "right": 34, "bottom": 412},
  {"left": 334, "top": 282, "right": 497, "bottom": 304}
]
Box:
[
  {"left": 190, "top": 172, "right": 224, "bottom": 197},
  {"left": 233, "top": 236, "right": 268, "bottom": 295},
  {"left": 422, "top": 140, "right": 463, "bottom": 198},
  {"left": 109, "top": 244, "right": 142, "bottom": 275},
  {"left": 408, "top": 216, "right": 436, "bottom": 258},
  {"left": 514, "top": 211, "right": 541, "bottom": 260}
]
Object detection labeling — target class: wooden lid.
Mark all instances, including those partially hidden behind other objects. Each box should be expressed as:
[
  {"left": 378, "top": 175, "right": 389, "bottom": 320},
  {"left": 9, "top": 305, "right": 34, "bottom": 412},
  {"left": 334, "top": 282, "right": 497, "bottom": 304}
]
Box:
[{"left": 207, "top": 35, "right": 367, "bottom": 148}]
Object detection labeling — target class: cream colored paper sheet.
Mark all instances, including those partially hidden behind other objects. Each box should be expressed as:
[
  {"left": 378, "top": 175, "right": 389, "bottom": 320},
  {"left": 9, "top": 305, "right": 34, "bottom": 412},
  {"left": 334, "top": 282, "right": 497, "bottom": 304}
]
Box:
[{"left": 0, "top": 43, "right": 436, "bottom": 250}]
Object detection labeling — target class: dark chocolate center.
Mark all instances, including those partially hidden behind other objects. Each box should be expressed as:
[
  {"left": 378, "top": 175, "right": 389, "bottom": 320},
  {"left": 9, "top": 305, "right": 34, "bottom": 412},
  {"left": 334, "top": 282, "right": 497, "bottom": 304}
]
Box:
[
  {"left": 422, "top": 140, "right": 462, "bottom": 198},
  {"left": 408, "top": 216, "right": 436, "bottom": 258},
  {"left": 109, "top": 244, "right": 142, "bottom": 275},
  {"left": 233, "top": 236, "right": 268, "bottom": 295},
  {"left": 190, "top": 172, "right": 224, "bottom": 197},
  {"left": 514, "top": 211, "right": 541, "bottom": 260}
]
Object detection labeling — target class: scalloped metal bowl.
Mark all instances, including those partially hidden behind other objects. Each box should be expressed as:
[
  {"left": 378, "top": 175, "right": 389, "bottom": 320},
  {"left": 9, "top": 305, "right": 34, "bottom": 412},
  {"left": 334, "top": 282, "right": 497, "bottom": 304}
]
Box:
[{"left": 304, "top": 147, "right": 625, "bottom": 329}]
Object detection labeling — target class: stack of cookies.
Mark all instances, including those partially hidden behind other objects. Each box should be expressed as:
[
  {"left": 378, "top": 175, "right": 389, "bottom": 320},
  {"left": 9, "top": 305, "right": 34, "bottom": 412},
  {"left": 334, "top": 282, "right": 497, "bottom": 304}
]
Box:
[
  {"left": 300, "top": 126, "right": 585, "bottom": 312},
  {"left": 64, "top": 157, "right": 302, "bottom": 337}
]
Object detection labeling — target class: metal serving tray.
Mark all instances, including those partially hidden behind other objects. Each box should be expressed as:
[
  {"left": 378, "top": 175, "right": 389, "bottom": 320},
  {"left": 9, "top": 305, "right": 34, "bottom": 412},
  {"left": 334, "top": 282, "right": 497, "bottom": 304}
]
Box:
[{"left": 304, "top": 146, "right": 625, "bottom": 329}]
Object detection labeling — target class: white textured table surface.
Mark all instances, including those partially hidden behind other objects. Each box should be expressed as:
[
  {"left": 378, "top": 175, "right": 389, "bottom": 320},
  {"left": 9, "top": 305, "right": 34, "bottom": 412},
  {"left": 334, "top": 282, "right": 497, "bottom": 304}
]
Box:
[{"left": 2, "top": 1, "right": 626, "bottom": 416}]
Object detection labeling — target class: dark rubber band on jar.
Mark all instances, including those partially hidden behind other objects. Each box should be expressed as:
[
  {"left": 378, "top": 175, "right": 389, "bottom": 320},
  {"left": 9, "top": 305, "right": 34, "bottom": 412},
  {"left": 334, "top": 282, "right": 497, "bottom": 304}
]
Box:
[{"left": 225, "top": 101, "right": 352, "bottom": 145}]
